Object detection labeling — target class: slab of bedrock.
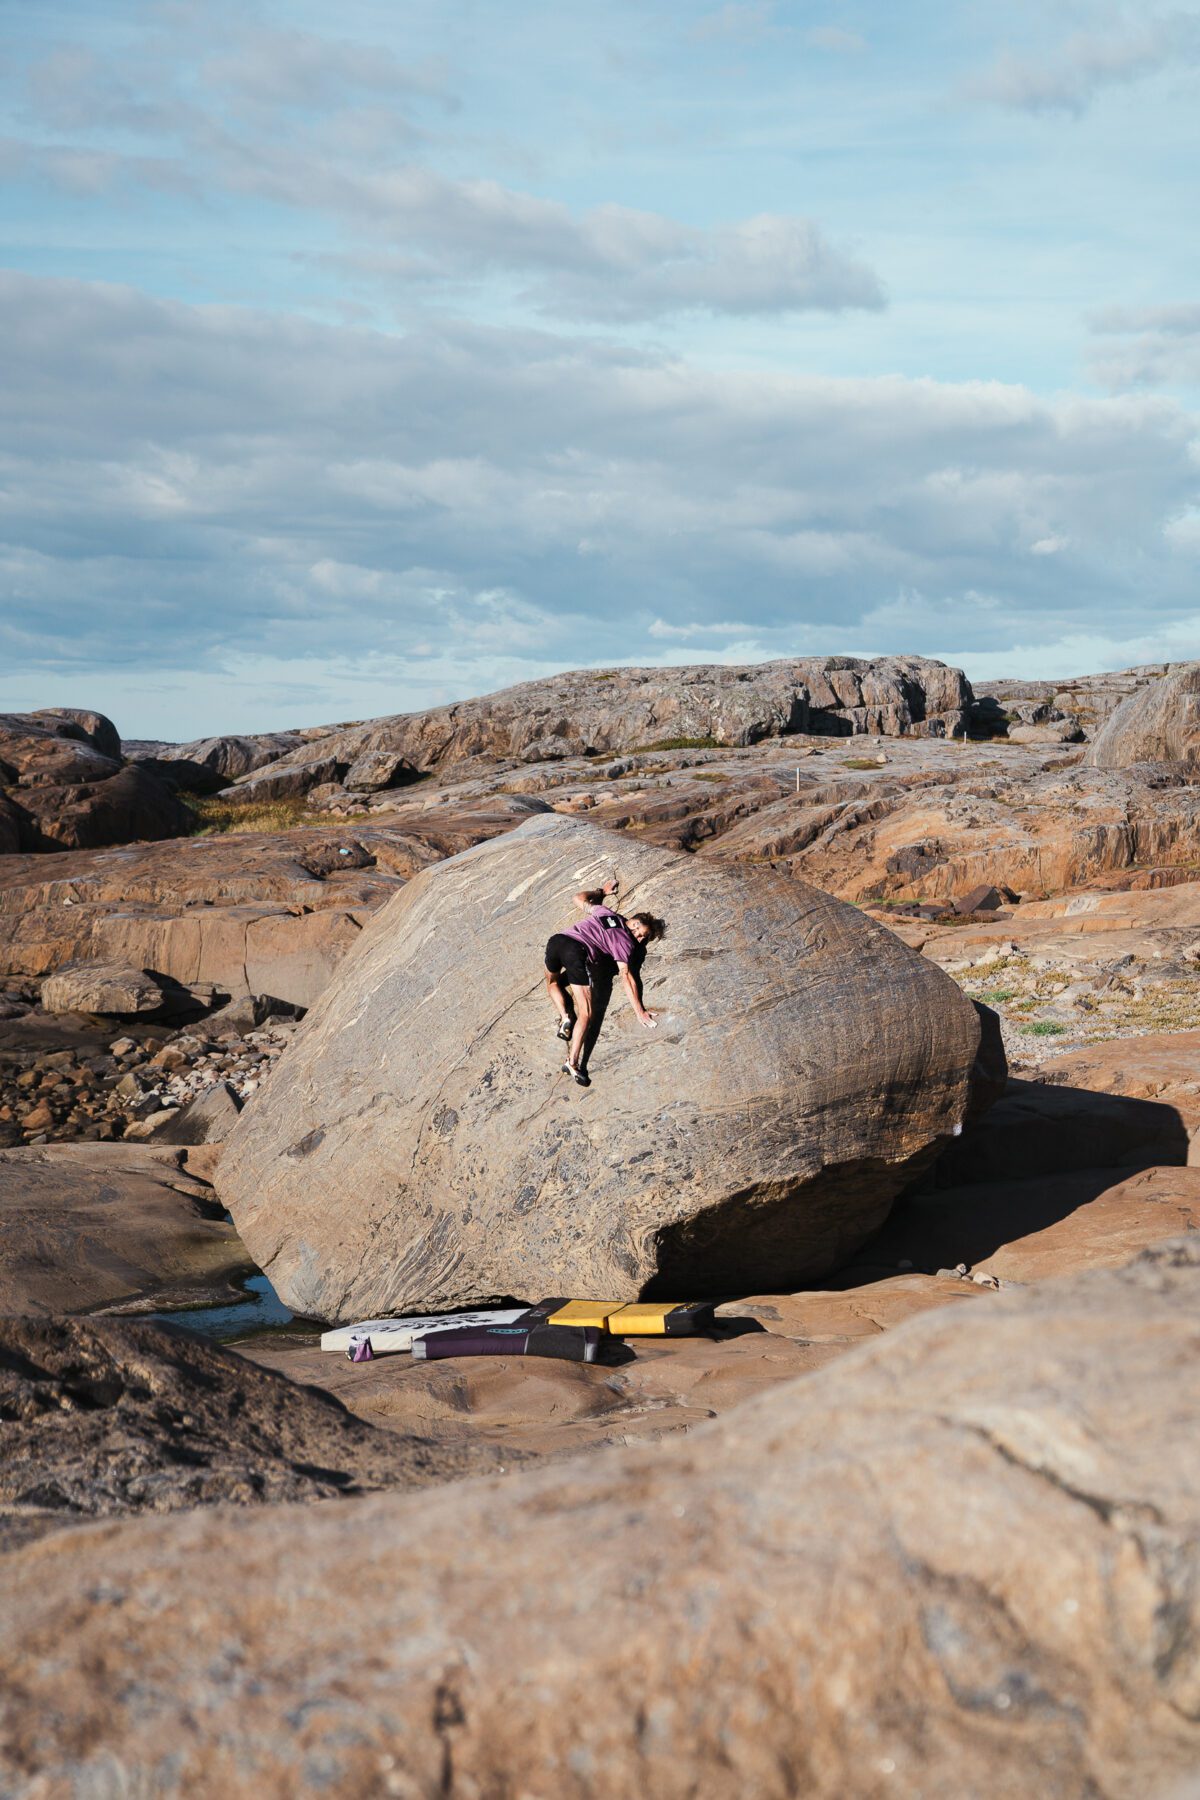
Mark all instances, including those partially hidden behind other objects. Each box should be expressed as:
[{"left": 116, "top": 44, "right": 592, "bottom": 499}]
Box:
[{"left": 216, "top": 815, "right": 992, "bottom": 1322}]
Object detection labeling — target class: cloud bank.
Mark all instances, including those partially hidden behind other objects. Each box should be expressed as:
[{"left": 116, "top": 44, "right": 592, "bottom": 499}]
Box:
[{"left": 0, "top": 271, "right": 1195, "bottom": 736}]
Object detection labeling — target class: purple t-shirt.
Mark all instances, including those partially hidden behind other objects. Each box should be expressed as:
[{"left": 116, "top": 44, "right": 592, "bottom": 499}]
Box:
[{"left": 564, "top": 905, "right": 636, "bottom": 966}]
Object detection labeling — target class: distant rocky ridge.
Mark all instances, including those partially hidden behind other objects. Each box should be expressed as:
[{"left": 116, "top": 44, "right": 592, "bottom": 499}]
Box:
[
  {"left": 5, "top": 661, "right": 1183, "bottom": 856},
  {"left": 209, "top": 655, "right": 976, "bottom": 803},
  {"left": 968, "top": 662, "right": 1181, "bottom": 744}
]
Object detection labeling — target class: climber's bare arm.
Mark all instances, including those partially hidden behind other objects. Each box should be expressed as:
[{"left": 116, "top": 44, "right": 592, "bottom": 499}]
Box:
[
  {"left": 618, "top": 962, "right": 656, "bottom": 1028},
  {"left": 572, "top": 877, "right": 619, "bottom": 911}
]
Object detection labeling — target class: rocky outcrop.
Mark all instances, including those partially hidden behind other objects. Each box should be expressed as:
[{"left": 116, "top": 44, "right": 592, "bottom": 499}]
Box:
[
  {"left": 1087, "top": 662, "right": 1200, "bottom": 769},
  {"left": 971, "top": 665, "right": 1173, "bottom": 740},
  {"left": 875, "top": 1162, "right": 1200, "bottom": 1284},
  {"left": 0, "top": 712, "right": 193, "bottom": 852},
  {"left": 5, "top": 1241, "right": 1199, "bottom": 1796},
  {"left": 23, "top": 707, "right": 122, "bottom": 760},
  {"left": 0, "top": 1315, "right": 499, "bottom": 1551},
  {"left": 225, "top": 656, "right": 974, "bottom": 801},
  {"left": 0, "top": 1142, "right": 250, "bottom": 1314},
  {"left": 706, "top": 759, "right": 1200, "bottom": 904},
  {"left": 217, "top": 815, "right": 989, "bottom": 1321}
]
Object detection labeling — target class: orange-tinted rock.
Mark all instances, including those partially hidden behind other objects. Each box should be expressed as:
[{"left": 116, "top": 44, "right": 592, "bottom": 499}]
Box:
[{"left": 0, "top": 1142, "right": 251, "bottom": 1315}]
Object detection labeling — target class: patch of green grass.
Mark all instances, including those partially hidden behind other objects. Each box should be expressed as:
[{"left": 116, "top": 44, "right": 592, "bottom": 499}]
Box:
[
  {"left": 1020, "top": 1020, "right": 1067, "bottom": 1037},
  {"left": 976, "top": 988, "right": 1017, "bottom": 1004},
  {"left": 184, "top": 794, "right": 329, "bottom": 835},
  {"left": 842, "top": 758, "right": 884, "bottom": 771},
  {"left": 630, "top": 735, "right": 722, "bottom": 753}
]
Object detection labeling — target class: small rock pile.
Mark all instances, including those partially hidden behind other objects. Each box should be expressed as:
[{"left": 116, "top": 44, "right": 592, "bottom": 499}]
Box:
[
  {"left": 122, "top": 1020, "right": 298, "bottom": 1140},
  {"left": 0, "top": 993, "right": 296, "bottom": 1148}
]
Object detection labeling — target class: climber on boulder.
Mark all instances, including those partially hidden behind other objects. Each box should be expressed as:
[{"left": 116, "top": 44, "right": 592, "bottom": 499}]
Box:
[{"left": 544, "top": 878, "right": 665, "bottom": 1086}]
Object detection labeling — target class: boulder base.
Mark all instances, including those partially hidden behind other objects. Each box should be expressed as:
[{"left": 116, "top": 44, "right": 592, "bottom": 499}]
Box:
[{"left": 217, "top": 816, "right": 988, "bottom": 1321}]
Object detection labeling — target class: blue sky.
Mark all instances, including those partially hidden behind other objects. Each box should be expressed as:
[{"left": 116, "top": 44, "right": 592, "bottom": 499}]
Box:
[{"left": 1, "top": 0, "right": 1198, "bottom": 739}]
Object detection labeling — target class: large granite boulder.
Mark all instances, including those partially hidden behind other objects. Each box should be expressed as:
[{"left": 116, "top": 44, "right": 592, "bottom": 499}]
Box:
[
  {"left": 40, "top": 961, "right": 165, "bottom": 1017},
  {"left": 1087, "top": 661, "right": 1200, "bottom": 768},
  {"left": 4, "top": 1240, "right": 1198, "bottom": 1795},
  {"left": 217, "top": 816, "right": 989, "bottom": 1321}
]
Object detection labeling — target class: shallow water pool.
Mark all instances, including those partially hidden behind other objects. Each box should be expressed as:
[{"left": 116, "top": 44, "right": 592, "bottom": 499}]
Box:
[{"left": 150, "top": 1272, "right": 308, "bottom": 1344}]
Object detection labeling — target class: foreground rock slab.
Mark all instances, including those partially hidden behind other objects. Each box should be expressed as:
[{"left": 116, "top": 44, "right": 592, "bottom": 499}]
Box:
[
  {"left": 0, "top": 1316, "right": 501, "bottom": 1551},
  {"left": 0, "top": 1143, "right": 251, "bottom": 1315},
  {"left": 218, "top": 815, "right": 987, "bottom": 1320},
  {"left": 4, "top": 1240, "right": 1198, "bottom": 1797}
]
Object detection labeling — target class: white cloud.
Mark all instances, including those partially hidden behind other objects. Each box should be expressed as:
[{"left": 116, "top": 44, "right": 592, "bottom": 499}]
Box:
[
  {"left": 691, "top": 4, "right": 776, "bottom": 44},
  {"left": 1090, "top": 302, "right": 1200, "bottom": 387},
  {"left": 11, "top": 15, "right": 883, "bottom": 322},
  {"left": 971, "top": 9, "right": 1200, "bottom": 115},
  {"left": 0, "top": 271, "right": 1196, "bottom": 736}
]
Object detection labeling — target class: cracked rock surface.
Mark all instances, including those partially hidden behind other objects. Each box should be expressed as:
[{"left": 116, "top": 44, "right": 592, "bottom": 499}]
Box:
[{"left": 3, "top": 1239, "right": 1198, "bottom": 1797}]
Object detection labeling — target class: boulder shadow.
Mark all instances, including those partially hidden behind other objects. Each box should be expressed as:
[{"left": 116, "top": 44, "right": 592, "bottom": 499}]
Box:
[{"left": 861, "top": 1079, "right": 1192, "bottom": 1275}]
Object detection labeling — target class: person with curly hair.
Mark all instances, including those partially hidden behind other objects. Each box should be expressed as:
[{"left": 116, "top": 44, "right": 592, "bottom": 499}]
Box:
[{"left": 543, "top": 877, "right": 665, "bottom": 1087}]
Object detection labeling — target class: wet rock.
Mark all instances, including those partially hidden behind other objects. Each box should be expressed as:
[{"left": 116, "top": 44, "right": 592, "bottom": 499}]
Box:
[
  {"left": 218, "top": 814, "right": 989, "bottom": 1321},
  {"left": 4, "top": 1241, "right": 1199, "bottom": 1794},
  {"left": 41, "top": 962, "right": 165, "bottom": 1017}
]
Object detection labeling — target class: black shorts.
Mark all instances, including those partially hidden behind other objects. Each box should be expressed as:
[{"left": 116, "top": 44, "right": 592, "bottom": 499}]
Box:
[{"left": 545, "top": 933, "right": 592, "bottom": 988}]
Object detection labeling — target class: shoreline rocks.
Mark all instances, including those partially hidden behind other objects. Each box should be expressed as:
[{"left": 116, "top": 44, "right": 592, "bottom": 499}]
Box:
[{"left": 0, "top": 1315, "right": 502, "bottom": 1551}]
